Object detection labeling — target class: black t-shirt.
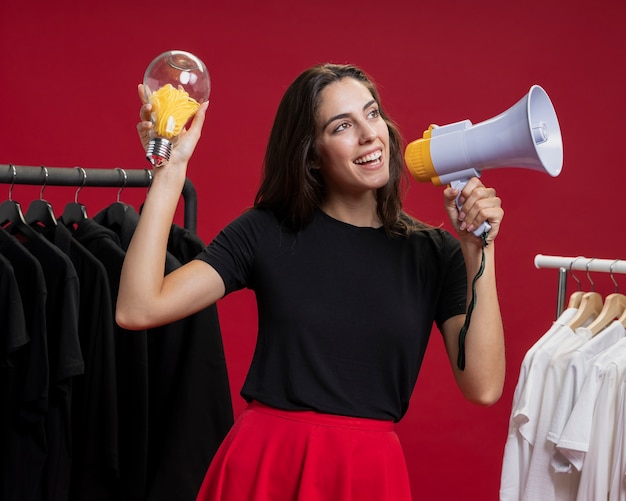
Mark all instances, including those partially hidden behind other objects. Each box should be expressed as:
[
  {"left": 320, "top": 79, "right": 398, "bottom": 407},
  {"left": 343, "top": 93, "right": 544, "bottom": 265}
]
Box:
[
  {"left": 0, "top": 229, "right": 48, "bottom": 501},
  {"left": 41, "top": 224, "right": 119, "bottom": 501},
  {"left": 142, "top": 225, "right": 233, "bottom": 501},
  {"left": 196, "top": 208, "right": 467, "bottom": 421},
  {"left": 23, "top": 232, "right": 82, "bottom": 501},
  {"left": 72, "top": 218, "right": 149, "bottom": 501}
]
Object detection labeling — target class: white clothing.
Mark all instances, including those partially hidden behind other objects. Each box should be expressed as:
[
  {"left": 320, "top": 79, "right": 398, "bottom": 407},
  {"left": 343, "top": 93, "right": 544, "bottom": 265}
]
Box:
[
  {"left": 549, "top": 321, "right": 626, "bottom": 465},
  {"left": 576, "top": 352, "right": 626, "bottom": 500},
  {"left": 557, "top": 336, "right": 626, "bottom": 470},
  {"left": 499, "top": 309, "right": 577, "bottom": 501},
  {"left": 522, "top": 326, "right": 593, "bottom": 501},
  {"left": 609, "top": 374, "right": 626, "bottom": 501}
]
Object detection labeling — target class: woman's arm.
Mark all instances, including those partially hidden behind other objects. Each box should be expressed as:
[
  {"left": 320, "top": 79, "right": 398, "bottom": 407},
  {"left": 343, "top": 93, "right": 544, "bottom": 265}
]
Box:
[
  {"left": 440, "top": 177, "right": 505, "bottom": 406},
  {"left": 115, "top": 86, "right": 225, "bottom": 330}
]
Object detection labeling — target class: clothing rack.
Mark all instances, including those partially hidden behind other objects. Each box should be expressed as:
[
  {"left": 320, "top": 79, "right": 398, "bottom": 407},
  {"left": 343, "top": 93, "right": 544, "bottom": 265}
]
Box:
[
  {"left": 534, "top": 254, "right": 626, "bottom": 319},
  {"left": 0, "top": 163, "right": 198, "bottom": 232}
]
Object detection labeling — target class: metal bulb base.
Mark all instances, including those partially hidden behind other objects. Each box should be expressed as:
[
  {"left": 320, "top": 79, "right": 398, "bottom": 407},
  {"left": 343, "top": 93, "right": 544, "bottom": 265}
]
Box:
[{"left": 146, "top": 137, "right": 173, "bottom": 168}]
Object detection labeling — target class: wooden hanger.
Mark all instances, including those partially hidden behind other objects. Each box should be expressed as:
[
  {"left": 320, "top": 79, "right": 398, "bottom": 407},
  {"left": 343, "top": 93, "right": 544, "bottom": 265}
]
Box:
[
  {"left": 587, "top": 293, "right": 626, "bottom": 335},
  {"left": 567, "top": 292, "right": 604, "bottom": 330},
  {"left": 567, "top": 259, "right": 603, "bottom": 330},
  {"left": 587, "top": 261, "right": 626, "bottom": 335},
  {"left": 618, "top": 304, "right": 626, "bottom": 329}
]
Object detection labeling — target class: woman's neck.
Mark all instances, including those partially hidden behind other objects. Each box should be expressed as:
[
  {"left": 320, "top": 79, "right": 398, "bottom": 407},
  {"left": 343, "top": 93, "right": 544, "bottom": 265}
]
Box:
[{"left": 320, "top": 196, "right": 381, "bottom": 228}]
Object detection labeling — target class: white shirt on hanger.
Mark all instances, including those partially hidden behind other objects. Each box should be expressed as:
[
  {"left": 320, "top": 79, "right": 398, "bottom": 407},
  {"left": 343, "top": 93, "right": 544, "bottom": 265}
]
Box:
[
  {"left": 576, "top": 348, "right": 626, "bottom": 501},
  {"left": 500, "top": 309, "right": 577, "bottom": 501},
  {"left": 522, "top": 326, "right": 594, "bottom": 501},
  {"left": 548, "top": 322, "right": 626, "bottom": 500},
  {"left": 555, "top": 333, "right": 626, "bottom": 500},
  {"left": 609, "top": 371, "right": 626, "bottom": 501}
]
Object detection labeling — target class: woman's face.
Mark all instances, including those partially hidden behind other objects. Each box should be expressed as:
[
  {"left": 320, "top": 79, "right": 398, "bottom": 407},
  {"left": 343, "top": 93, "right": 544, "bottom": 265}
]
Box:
[{"left": 315, "top": 78, "right": 390, "bottom": 200}]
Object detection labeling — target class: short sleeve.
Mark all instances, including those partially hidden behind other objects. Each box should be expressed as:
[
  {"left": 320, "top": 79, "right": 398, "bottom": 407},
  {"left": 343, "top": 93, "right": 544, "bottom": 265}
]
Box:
[
  {"left": 195, "top": 209, "right": 274, "bottom": 295},
  {"left": 432, "top": 230, "right": 467, "bottom": 329}
]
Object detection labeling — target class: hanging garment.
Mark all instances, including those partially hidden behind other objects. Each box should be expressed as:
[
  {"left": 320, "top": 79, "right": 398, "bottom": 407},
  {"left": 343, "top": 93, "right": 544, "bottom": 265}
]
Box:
[
  {"left": 1, "top": 169, "right": 229, "bottom": 501},
  {"left": 38, "top": 223, "right": 120, "bottom": 501},
  {"left": 142, "top": 224, "right": 233, "bottom": 501},
  {"left": 574, "top": 351, "right": 626, "bottom": 500},
  {"left": 500, "top": 308, "right": 578, "bottom": 501},
  {"left": 24, "top": 231, "right": 83, "bottom": 501},
  {"left": 555, "top": 335, "right": 626, "bottom": 500},
  {"left": 609, "top": 372, "right": 626, "bottom": 501},
  {"left": 548, "top": 321, "right": 626, "bottom": 464},
  {"left": 87, "top": 209, "right": 234, "bottom": 501},
  {"left": 0, "top": 252, "right": 27, "bottom": 496},
  {"left": 0, "top": 228, "right": 49, "bottom": 501},
  {"left": 68, "top": 217, "right": 149, "bottom": 501},
  {"left": 503, "top": 314, "right": 626, "bottom": 501},
  {"left": 2, "top": 224, "right": 83, "bottom": 500},
  {"left": 523, "top": 322, "right": 625, "bottom": 501}
]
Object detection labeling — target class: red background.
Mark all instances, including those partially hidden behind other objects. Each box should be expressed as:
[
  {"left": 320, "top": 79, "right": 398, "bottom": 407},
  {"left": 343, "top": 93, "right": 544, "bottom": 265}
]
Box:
[{"left": 1, "top": 0, "right": 625, "bottom": 499}]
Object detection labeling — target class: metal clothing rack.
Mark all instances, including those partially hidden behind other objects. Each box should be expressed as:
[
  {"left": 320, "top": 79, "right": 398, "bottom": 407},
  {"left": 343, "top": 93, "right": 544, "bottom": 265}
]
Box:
[
  {"left": 0, "top": 163, "right": 197, "bottom": 232},
  {"left": 534, "top": 254, "right": 626, "bottom": 319}
]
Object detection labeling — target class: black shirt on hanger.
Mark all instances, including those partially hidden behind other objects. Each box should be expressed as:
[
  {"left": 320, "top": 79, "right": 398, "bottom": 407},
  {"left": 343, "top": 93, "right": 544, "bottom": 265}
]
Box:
[
  {"left": 0, "top": 252, "right": 28, "bottom": 499},
  {"left": 23, "top": 231, "right": 83, "bottom": 501},
  {"left": 141, "top": 224, "right": 233, "bottom": 501},
  {"left": 39, "top": 223, "right": 120, "bottom": 501},
  {"left": 1, "top": 226, "right": 83, "bottom": 501},
  {"left": 0, "top": 228, "right": 49, "bottom": 501},
  {"left": 69, "top": 218, "right": 149, "bottom": 501}
]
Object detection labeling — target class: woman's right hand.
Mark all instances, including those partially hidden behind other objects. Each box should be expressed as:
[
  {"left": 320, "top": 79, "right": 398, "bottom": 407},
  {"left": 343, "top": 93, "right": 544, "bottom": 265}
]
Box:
[
  {"left": 136, "top": 83, "right": 209, "bottom": 167},
  {"left": 117, "top": 85, "right": 218, "bottom": 331}
]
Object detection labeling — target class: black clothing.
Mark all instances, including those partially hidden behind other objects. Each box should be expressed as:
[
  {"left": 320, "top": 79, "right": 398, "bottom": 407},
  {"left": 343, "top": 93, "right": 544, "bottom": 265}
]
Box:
[
  {"left": 71, "top": 218, "right": 149, "bottom": 501},
  {"left": 76, "top": 213, "right": 234, "bottom": 501},
  {"left": 40, "top": 224, "right": 119, "bottom": 501},
  {"left": 143, "top": 225, "right": 233, "bottom": 501},
  {"left": 197, "top": 208, "right": 467, "bottom": 422},
  {"left": 23, "top": 231, "right": 83, "bottom": 501},
  {"left": 0, "top": 228, "right": 49, "bottom": 501}
]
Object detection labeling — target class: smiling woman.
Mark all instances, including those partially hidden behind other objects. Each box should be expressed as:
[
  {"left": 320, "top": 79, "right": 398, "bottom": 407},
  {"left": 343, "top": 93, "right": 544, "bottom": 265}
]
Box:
[
  {"left": 116, "top": 62, "right": 505, "bottom": 501},
  {"left": 315, "top": 78, "right": 391, "bottom": 226}
]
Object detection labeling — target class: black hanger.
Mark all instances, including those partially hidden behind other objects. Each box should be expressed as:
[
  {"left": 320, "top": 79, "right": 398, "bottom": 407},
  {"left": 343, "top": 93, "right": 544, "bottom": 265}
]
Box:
[
  {"left": 95, "top": 168, "right": 130, "bottom": 229},
  {"left": 59, "top": 167, "right": 89, "bottom": 227},
  {"left": 25, "top": 166, "right": 58, "bottom": 229},
  {"left": 0, "top": 165, "right": 39, "bottom": 239},
  {"left": 0, "top": 199, "right": 28, "bottom": 228}
]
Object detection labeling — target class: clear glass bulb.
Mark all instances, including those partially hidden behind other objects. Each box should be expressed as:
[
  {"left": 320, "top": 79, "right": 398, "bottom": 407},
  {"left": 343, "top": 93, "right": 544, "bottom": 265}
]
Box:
[{"left": 143, "top": 50, "right": 211, "bottom": 167}]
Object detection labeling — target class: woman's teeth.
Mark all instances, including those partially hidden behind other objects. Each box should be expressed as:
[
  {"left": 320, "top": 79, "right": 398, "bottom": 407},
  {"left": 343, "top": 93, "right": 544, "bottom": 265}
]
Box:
[{"left": 354, "top": 151, "right": 382, "bottom": 164}]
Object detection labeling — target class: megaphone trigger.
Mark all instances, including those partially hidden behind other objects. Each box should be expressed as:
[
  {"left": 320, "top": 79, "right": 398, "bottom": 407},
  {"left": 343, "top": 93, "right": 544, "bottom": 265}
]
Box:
[{"left": 449, "top": 179, "right": 492, "bottom": 238}]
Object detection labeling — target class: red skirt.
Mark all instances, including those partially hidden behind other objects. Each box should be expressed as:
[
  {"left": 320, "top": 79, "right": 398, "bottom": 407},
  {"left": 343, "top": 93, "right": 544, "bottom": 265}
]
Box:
[{"left": 196, "top": 401, "right": 412, "bottom": 501}]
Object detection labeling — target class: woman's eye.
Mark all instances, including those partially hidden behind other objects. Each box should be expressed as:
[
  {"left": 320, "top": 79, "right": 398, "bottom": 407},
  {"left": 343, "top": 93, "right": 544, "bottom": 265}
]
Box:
[
  {"left": 334, "top": 122, "right": 350, "bottom": 133},
  {"left": 368, "top": 108, "right": 380, "bottom": 119}
]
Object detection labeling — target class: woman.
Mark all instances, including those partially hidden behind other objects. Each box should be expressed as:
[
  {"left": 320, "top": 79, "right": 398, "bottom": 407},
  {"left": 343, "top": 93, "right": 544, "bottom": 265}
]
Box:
[{"left": 117, "top": 63, "right": 505, "bottom": 500}]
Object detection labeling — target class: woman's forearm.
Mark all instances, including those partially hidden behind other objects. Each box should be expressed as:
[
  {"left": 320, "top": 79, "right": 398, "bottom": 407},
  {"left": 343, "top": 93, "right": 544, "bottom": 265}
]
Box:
[
  {"left": 116, "top": 164, "right": 187, "bottom": 327},
  {"left": 446, "top": 242, "right": 505, "bottom": 405}
]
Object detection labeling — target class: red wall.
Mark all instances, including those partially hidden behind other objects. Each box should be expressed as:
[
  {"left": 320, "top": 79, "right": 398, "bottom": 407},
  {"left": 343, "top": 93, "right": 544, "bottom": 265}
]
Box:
[{"left": 2, "top": 0, "right": 625, "bottom": 498}]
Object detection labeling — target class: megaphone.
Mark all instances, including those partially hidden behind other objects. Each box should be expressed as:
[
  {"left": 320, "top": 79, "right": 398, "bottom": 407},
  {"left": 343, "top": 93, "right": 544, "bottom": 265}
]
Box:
[{"left": 404, "top": 85, "right": 563, "bottom": 236}]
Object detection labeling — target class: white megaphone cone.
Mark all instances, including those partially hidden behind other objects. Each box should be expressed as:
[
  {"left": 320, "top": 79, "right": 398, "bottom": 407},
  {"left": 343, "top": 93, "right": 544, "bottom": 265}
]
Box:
[{"left": 404, "top": 85, "right": 563, "bottom": 236}]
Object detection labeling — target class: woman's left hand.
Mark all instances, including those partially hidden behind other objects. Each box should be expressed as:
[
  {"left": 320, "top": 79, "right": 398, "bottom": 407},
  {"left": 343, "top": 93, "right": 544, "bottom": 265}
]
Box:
[{"left": 443, "top": 177, "right": 503, "bottom": 244}]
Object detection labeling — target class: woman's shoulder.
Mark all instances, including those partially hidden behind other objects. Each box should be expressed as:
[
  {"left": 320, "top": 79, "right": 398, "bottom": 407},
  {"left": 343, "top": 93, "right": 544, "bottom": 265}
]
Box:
[
  {"left": 405, "top": 224, "right": 461, "bottom": 258},
  {"left": 227, "top": 206, "right": 280, "bottom": 232}
]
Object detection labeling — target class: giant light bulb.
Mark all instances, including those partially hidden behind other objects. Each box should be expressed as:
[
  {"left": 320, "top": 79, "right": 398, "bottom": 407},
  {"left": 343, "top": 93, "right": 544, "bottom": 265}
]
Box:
[{"left": 143, "top": 50, "right": 211, "bottom": 167}]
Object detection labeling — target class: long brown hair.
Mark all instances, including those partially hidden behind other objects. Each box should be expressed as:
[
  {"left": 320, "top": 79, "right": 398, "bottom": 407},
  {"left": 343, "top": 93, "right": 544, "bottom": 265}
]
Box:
[{"left": 254, "top": 63, "right": 427, "bottom": 236}]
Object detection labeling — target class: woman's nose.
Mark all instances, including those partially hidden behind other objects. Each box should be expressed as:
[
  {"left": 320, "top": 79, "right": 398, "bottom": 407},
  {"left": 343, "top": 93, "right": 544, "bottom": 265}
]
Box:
[{"left": 360, "top": 123, "right": 377, "bottom": 143}]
